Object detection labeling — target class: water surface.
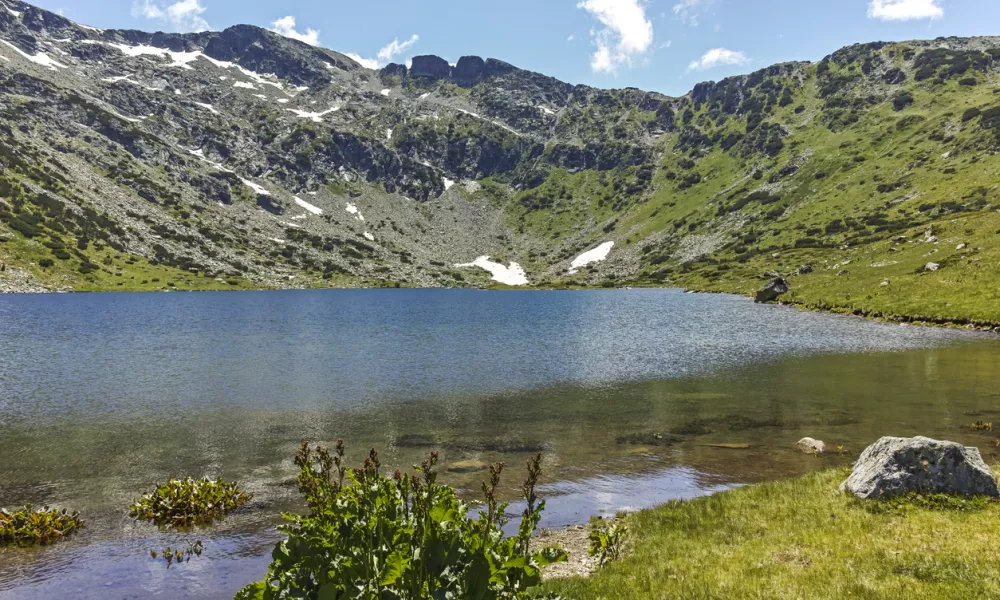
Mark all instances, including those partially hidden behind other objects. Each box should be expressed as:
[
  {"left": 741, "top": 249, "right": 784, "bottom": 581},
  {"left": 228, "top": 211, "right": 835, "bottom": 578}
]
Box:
[{"left": 1, "top": 289, "right": 997, "bottom": 599}]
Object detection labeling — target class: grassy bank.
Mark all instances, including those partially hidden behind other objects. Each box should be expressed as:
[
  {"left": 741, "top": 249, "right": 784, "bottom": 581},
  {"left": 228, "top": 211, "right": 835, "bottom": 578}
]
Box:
[{"left": 542, "top": 468, "right": 1000, "bottom": 600}]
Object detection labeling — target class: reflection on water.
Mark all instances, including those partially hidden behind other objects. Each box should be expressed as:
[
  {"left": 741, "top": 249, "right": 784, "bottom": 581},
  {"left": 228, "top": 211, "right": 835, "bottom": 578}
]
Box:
[{"left": 0, "top": 288, "right": 997, "bottom": 599}]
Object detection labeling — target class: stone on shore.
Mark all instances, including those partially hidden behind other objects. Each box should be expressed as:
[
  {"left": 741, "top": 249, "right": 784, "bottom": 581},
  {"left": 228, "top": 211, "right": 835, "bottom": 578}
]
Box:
[
  {"left": 841, "top": 436, "right": 999, "bottom": 499},
  {"left": 446, "top": 460, "right": 489, "bottom": 474},
  {"left": 755, "top": 278, "right": 789, "bottom": 303}
]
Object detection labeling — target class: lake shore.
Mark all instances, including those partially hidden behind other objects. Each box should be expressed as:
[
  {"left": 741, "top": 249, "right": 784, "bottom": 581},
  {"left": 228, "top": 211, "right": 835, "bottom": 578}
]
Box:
[{"left": 541, "top": 467, "right": 1000, "bottom": 599}]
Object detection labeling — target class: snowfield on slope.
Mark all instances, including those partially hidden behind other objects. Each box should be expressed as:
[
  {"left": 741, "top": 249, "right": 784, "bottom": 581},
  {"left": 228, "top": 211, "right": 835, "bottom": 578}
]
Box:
[
  {"left": 455, "top": 257, "right": 529, "bottom": 286},
  {"left": 569, "top": 242, "right": 614, "bottom": 274}
]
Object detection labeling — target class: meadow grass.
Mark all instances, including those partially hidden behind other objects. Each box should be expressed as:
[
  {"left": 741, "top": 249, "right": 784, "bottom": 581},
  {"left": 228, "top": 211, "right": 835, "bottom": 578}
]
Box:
[{"left": 543, "top": 468, "right": 1000, "bottom": 600}]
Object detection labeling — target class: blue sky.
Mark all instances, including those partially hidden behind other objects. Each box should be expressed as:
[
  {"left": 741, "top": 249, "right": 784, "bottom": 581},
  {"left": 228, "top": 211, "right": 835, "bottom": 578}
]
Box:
[{"left": 32, "top": 0, "right": 1000, "bottom": 95}]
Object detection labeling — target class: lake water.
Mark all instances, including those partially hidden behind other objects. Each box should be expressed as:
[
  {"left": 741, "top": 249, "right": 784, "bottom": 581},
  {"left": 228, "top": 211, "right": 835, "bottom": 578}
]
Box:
[{"left": 1, "top": 288, "right": 998, "bottom": 599}]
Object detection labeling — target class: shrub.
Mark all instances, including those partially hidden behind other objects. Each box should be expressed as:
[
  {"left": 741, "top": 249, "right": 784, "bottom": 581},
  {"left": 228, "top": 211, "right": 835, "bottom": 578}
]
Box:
[
  {"left": 38, "top": 258, "right": 54, "bottom": 268},
  {"left": 130, "top": 478, "right": 251, "bottom": 527},
  {"left": 962, "top": 107, "right": 981, "bottom": 123},
  {"left": 236, "top": 442, "right": 567, "bottom": 600},
  {"left": 589, "top": 520, "right": 627, "bottom": 567},
  {"left": 892, "top": 91, "right": 914, "bottom": 111},
  {"left": 0, "top": 505, "right": 83, "bottom": 546}
]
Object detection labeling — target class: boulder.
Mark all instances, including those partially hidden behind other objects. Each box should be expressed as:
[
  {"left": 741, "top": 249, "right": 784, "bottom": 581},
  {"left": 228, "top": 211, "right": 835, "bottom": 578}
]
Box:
[
  {"left": 924, "top": 262, "right": 940, "bottom": 272},
  {"left": 797, "top": 264, "right": 814, "bottom": 275},
  {"left": 755, "top": 278, "right": 789, "bottom": 303},
  {"left": 797, "top": 437, "right": 825, "bottom": 454},
  {"left": 841, "top": 436, "right": 999, "bottom": 499}
]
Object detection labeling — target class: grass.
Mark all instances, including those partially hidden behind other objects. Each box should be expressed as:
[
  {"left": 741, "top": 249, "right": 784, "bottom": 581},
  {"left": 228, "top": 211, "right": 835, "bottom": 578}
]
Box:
[{"left": 542, "top": 469, "right": 1000, "bottom": 600}]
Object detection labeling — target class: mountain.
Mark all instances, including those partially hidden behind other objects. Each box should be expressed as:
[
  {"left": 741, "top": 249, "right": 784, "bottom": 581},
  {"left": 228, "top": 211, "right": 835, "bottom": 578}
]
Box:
[{"left": 1, "top": 1, "right": 999, "bottom": 325}]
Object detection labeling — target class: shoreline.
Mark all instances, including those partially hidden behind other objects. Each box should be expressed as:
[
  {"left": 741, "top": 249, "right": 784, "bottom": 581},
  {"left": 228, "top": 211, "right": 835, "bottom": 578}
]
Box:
[{"left": 4, "top": 279, "right": 998, "bottom": 335}]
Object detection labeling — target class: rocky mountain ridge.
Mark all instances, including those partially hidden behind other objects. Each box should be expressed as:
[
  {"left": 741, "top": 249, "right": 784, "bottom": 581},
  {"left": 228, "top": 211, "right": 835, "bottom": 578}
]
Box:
[{"left": 2, "top": 0, "right": 1000, "bottom": 326}]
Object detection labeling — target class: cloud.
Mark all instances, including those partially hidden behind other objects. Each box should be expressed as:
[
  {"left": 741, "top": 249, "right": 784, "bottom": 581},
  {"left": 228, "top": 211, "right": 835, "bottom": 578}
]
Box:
[
  {"left": 345, "top": 53, "right": 381, "bottom": 70},
  {"left": 687, "top": 47, "right": 750, "bottom": 71},
  {"left": 377, "top": 35, "right": 419, "bottom": 63},
  {"left": 347, "top": 35, "right": 420, "bottom": 70},
  {"left": 868, "top": 0, "right": 943, "bottom": 21},
  {"left": 567, "top": 34, "right": 575, "bottom": 42},
  {"left": 131, "top": 0, "right": 209, "bottom": 33},
  {"left": 270, "top": 16, "right": 320, "bottom": 46},
  {"left": 577, "top": 0, "right": 654, "bottom": 75},
  {"left": 672, "top": 0, "right": 713, "bottom": 26}
]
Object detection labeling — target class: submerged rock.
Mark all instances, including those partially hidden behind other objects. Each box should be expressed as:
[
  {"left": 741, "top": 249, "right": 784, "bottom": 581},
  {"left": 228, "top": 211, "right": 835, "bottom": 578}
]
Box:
[
  {"left": 841, "top": 436, "right": 999, "bottom": 499},
  {"left": 797, "top": 437, "right": 825, "bottom": 454},
  {"left": 755, "top": 278, "right": 789, "bottom": 303},
  {"left": 446, "top": 460, "right": 489, "bottom": 474}
]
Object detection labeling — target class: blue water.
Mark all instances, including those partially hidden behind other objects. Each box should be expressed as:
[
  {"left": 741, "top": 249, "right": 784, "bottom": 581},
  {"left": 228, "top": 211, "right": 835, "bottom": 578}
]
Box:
[{"left": 0, "top": 288, "right": 994, "bottom": 599}]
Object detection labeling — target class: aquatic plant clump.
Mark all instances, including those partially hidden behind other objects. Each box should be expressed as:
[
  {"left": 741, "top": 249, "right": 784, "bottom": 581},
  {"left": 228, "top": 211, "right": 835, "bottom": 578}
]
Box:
[
  {"left": 236, "top": 441, "right": 568, "bottom": 600},
  {"left": 0, "top": 505, "right": 84, "bottom": 546},
  {"left": 130, "top": 478, "right": 251, "bottom": 527}
]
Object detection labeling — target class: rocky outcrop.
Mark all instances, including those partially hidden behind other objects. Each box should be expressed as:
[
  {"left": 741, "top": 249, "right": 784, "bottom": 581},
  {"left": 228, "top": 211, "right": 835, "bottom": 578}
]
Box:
[
  {"left": 380, "top": 62, "right": 407, "bottom": 79},
  {"left": 755, "top": 278, "right": 789, "bottom": 303},
  {"left": 841, "top": 436, "right": 999, "bottom": 499},
  {"left": 409, "top": 55, "right": 451, "bottom": 80},
  {"left": 452, "top": 56, "right": 485, "bottom": 86}
]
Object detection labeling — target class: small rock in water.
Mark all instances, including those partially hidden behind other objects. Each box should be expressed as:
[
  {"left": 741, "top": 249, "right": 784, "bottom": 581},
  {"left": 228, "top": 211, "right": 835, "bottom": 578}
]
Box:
[
  {"left": 797, "top": 437, "right": 825, "bottom": 454},
  {"left": 841, "top": 436, "right": 1000, "bottom": 499},
  {"left": 446, "top": 460, "right": 489, "bottom": 474}
]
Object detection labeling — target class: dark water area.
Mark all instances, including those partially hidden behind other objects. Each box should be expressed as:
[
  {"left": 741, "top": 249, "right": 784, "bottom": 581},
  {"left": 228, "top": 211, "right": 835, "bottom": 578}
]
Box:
[{"left": 1, "top": 288, "right": 998, "bottom": 599}]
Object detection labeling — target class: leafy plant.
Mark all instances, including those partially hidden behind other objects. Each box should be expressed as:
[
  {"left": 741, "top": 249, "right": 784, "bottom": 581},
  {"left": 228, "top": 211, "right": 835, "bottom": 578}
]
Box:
[
  {"left": 151, "top": 539, "right": 204, "bottom": 567},
  {"left": 588, "top": 520, "right": 627, "bottom": 567},
  {"left": 236, "top": 441, "right": 568, "bottom": 600},
  {"left": 130, "top": 477, "right": 251, "bottom": 528},
  {"left": 0, "top": 505, "right": 84, "bottom": 546},
  {"left": 971, "top": 421, "right": 993, "bottom": 432}
]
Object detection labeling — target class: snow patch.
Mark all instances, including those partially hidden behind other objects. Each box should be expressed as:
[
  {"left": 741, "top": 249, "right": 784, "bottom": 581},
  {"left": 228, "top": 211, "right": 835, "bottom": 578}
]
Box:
[
  {"left": 380, "top": 89, "right": 391, "bottom": 97},
  {"left": 5, "top": 6, "right": 21, "bottom": 18},
  {"left": 455, "top": 257, "right": 529, "bottom": 286},
  {"left": 286, "top": 106, "right": 340, "bottom": 123},
  {"left": 443, "top": 178, "right": 455, "bottom": 190},
  {"left": 363, "top": 232, "right": 375, "bottom": 241},
  {"left": 188, "top": 148, "right": 233, "bottom": 173},
  {"left": 568, "top": 242, "right": 615, "bottom": 274},
  {"left": 193, "top": 102, "right": 218, "bottom": 115},
  {"left": 233, "top": 81, "right": 255, "bottom": 89},
  {"left": 539, "top": 106, "right": 555, "bottom": 116},
  {"left": 0, "top": 40, "right": 67, "bottom": 70},
  {"left": 277, "top": 98, "right": 290, "bottom": 104},
  {"left": 240, "top": 178, "right": 270, "bottom": 196},
  {"left": 294, "top": 196, "right": 323, "bottom": 215},
  {"left": 345, "top": 203, "right": 365, "bottom": 221},
  {"left": 386, "top": 128, "right": 393, "bottom": 141},
  {"left": 418, "top": 92, "right": 430, "bottom": 100}
]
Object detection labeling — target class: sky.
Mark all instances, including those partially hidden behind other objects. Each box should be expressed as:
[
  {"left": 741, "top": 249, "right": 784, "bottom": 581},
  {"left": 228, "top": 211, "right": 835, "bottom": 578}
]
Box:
[{"left": 29, "top": 0, "right": 1000, "bottom": 96}]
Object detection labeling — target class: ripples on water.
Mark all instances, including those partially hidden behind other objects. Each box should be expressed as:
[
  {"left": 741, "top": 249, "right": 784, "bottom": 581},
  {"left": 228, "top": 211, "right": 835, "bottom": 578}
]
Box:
[{"left": 0, "top": 288, "right": 996, "bottom": 599}]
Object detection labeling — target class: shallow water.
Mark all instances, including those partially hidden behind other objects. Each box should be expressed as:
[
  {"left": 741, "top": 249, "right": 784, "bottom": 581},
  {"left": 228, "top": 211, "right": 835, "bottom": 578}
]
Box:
[{"left": 1, "top": 288, "right": 998, "bottom": 599}]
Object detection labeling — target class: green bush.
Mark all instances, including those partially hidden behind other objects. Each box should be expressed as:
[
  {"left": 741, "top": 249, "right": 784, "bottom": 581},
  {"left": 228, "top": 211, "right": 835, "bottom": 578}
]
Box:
[
  {"left": 589, "top": 520, "right": 627, "bottom": 567},
  {"left": 0, "top": 505, "right": 83, "bottom": 546},
  {"left": 130, "top": 477, "right": 251, "bottom": 528},
  {"left": 236, "top": 442, "right": 567, "bottom": 600}
]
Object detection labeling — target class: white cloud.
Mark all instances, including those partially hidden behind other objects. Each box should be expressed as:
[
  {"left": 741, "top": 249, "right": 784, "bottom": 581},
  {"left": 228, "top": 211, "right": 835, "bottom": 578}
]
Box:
[
  {"left": 567, "top": 34, "right": 575, "bottom": 42},
  {"left": 673, "top": 0, "right": 713, "bottom": 26},
  {"left": 347, "top": 35, "right": 419, "bottom": 70},
  {"left": 270, "top": 16, "right": 320, "bottom": 46},
  {"left": 377, "top": 35, "right": 419, "bottom": 63},
  {"left": 345, "top": 52, "right": 381, "bottom": 70},
  {"left": 868, "top": 0, "right": 943, "bottom": 21},
  {"left": 577, "top": 0, "right": 654, "bottom": 75},
  {"left": 687, "top": 47, "right": 750, "bottom": 71},
  {"left": 132, "top": 0, "right": 209, "bottom": 33}
]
